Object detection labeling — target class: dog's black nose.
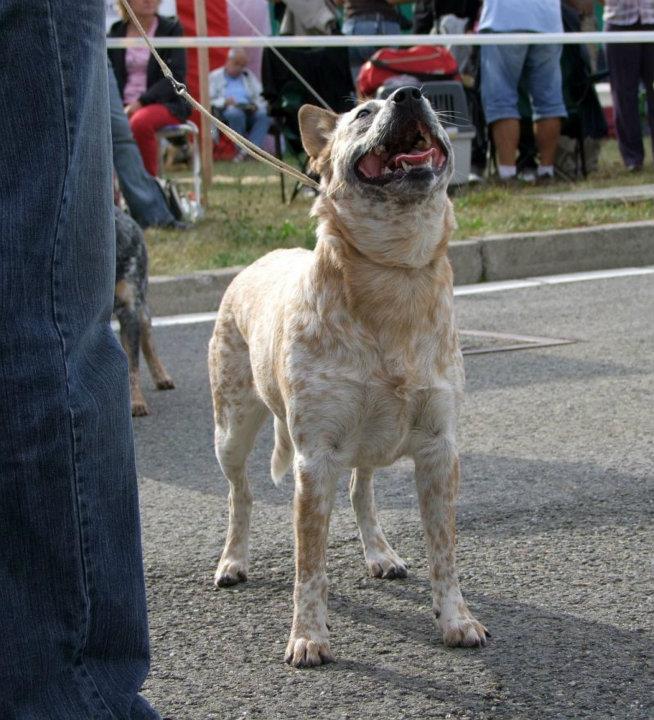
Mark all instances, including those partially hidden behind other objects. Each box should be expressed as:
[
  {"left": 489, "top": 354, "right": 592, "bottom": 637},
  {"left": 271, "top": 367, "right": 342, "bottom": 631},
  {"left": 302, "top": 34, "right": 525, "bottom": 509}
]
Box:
[{"left": 388, "top": 86, "right": 424, "bottom": 109}]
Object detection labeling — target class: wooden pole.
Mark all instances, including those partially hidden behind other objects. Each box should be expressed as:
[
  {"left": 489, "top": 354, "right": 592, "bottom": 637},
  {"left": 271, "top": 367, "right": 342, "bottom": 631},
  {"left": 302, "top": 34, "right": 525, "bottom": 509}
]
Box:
[{"left": 193, "top": 0, "right": 212, "bottom": 209}]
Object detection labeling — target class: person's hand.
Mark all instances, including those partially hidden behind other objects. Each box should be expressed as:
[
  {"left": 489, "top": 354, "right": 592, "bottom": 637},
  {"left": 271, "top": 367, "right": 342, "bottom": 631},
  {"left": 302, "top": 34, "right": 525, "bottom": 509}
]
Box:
[
  {"left": 225, "top": 97, "right": 236, "bottom": 107},
  {"left": 124, "top": 101, "right": 142, "bottom": 118}
]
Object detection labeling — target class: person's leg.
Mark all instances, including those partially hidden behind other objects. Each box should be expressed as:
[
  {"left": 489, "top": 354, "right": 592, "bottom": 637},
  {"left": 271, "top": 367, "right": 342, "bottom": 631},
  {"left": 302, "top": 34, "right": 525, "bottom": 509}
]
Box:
[
  {"left": 221, "top": 105, "right": 248, "bottom": 137},
  {"left": 108, "top": 63, "right": 175, "bottom": 228},
  {"left": 342, "top": 17, "right": 401, "bottom": 89},
  {"left": 0, "top": 2, "right": 159, "bottom": 719},
  {"left": 639, "top": 26, "right": 654, "bottom": 163},
  {"left": 129, "top": 104, "right": 181, "bottom": 176},
  {"left": 491, "top": 119, "right": 520, "bottom": 166},
  {"left": 534, "top": 117, "right": 562, "bottom": 167},
  {"left": 606, "top": 24, "right": 645, "bottom": 168},
  {"left": 523, "top": 44, "right": 566, "bottom": 175},
  {"left": 245, "top": 109, "right": 272, "bottom": 149},
  {"left": 480, "top": 43, "right": 527, "bottom": 176}
]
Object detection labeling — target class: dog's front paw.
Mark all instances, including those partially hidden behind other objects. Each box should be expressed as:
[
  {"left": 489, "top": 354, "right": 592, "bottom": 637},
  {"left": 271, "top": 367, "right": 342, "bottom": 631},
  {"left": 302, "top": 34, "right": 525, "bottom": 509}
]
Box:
[
  {"left": 285, "top": 634, "right": 334, "bottom": 668},
  {"left": 156, "top": 376, "right": 175, "bottom": 391},
  {"left": 131, "top": 399, "right": 149, "bottom": 417},
  {"left": 367, "top": 549, "right": 408, "bottom": 580},
  {"left": 441, "top": 613, "right": 489, "bottom": 648},
  {"left": 214, "top": 558, "right": 248, "bottom": 588}
]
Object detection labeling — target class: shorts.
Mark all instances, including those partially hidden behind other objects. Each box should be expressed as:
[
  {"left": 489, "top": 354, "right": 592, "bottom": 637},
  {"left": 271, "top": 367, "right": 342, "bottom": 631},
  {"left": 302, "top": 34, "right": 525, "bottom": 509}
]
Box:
[{"left": 480, "top": 42, "right": 567, "bottom": 124}]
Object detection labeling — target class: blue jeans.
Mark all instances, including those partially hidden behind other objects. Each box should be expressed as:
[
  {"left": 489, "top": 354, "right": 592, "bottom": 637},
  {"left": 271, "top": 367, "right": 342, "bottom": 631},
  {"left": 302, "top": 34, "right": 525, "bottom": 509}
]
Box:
[
  {"left": 219, "top": 105, "right": 271, "bottom": 151},
  {"left": 109, "top": 62, "right": 175, "bottom": 229},
  {"left": 342, "top": 16, "right": 401, "bottom": 86},
  {"left": 480, "top": 42, "right": 567, "bottom": 124},
  {"left": 0, "top": 2, "right": 160, "bottom": 719}
]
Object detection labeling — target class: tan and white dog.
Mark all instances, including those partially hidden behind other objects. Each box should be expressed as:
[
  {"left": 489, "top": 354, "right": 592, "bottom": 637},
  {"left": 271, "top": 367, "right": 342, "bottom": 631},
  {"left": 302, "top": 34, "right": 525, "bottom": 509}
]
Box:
[{"left": 208, "top": 87, "right": 489, "bottom": 667}]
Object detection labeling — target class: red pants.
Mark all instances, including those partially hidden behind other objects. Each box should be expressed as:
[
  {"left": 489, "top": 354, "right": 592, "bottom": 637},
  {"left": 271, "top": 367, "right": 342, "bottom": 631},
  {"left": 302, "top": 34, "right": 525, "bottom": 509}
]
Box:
[{"left": 129, "top": 103, "right": 180, "bottom": 176}]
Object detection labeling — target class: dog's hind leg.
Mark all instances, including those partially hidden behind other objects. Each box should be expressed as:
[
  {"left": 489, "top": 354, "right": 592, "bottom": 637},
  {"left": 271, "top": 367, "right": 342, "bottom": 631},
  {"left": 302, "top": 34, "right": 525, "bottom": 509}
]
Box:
[
  {"left": 115, "top": 289, "right": 148, "bottom": 417},
  {"left": 209, "top": 323, "right": 268, "bottom": 588},
  {"left": 350, "top": 467, "right": 407, "bottom": 579},
  {"left": 139, "top": 306, "right": 174, "bottom": 390},
  {"left": 271, "top": 415, "right": 293, "bottom": 484}
]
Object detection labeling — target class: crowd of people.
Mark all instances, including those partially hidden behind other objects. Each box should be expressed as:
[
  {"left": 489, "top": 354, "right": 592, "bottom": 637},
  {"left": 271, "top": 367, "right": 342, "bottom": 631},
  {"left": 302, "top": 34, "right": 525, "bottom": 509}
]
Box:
[
  {"left": 109, "top": 0, "right": 653, "bottom": 207},
  {"left": 2, "top": 1, "right": 652, "bottom": 717}
]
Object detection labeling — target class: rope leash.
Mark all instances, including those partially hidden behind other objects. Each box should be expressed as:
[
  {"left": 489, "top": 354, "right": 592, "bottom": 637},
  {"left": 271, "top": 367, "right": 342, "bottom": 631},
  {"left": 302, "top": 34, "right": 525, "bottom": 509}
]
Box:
[{"left": 118, "top": 0, "right": 320, "bottom": 191}]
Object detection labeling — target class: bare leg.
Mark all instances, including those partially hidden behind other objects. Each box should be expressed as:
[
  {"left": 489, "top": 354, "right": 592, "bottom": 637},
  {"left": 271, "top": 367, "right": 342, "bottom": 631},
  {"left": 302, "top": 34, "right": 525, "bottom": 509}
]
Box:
[
  {"left": 285, "top": 456, "right": 339, "bottom": 667},
  {"left": 491, "top": 118, "right": 520, "bottom": 166},
  {"left": 534, "top": 117, "right": 561, "bottom": 166},
  {"left": 414, "top": 442, "right": 489, "bottom": 647},
  {"left": 350, "top": 467, "right": 407, "bottom": 579}
]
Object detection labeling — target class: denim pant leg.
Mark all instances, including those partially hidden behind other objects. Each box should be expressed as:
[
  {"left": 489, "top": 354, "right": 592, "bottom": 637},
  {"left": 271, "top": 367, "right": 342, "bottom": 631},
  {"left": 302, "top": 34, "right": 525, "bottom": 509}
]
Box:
[
  {"left": 342, "top": 17, "right": 401, "bottom": 87},
  {"left": 246, "top": 109, "right": 272, "bottom": 149},
  {"left": 222, "top": 105, "right": 248, "bottom": 137},
  {"left": 0, "top": 3, "right": 159, "bottom": 719},
  {"left": 109, "top": 62, "right": 174, "bottom": 228}
]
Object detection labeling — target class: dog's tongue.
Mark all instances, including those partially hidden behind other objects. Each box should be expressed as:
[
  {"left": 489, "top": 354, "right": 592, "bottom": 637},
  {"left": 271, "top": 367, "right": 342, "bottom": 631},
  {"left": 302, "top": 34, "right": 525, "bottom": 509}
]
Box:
[
  {"left": 358, "top": 152, "right": 383, "bottom": 178},
  {"left": 391, "top": 147, "right": 439, "bottom": 169}
]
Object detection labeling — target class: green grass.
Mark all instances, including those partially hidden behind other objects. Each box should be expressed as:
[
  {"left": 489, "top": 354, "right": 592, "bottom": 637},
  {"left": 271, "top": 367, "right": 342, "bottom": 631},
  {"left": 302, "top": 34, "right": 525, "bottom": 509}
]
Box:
[{"left": 146, "top": 139, "right": 654, "bottom": 276}]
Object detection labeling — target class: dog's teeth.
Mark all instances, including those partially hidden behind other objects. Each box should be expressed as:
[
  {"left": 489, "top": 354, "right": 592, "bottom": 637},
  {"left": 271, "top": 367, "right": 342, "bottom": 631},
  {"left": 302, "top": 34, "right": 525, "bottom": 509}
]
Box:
[
  {"left": 382, "top": 166, "right": 392, "bottom": 175},
  {"left": 401, "top": 160, "right": 411, "bottom": 172}
]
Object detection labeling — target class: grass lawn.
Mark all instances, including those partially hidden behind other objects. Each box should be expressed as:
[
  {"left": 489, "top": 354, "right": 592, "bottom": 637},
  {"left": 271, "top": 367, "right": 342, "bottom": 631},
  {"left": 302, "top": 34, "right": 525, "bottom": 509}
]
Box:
[{"left": 145, "top": 139, "right": 654, "bottom": 276}]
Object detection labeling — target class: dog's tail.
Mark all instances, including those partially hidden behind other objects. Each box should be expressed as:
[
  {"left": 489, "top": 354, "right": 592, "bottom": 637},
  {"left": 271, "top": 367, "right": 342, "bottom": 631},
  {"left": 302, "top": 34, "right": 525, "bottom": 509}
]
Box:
[{"left": 271, "top": 416, "right": 294, "bottom": 486}]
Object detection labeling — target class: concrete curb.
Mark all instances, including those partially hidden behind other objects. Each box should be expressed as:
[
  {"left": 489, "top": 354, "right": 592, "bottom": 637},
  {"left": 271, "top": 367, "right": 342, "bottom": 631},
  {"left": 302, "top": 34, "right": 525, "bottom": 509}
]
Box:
[{"left": 148, "top": 220, "right": 654, "bottom": 317}]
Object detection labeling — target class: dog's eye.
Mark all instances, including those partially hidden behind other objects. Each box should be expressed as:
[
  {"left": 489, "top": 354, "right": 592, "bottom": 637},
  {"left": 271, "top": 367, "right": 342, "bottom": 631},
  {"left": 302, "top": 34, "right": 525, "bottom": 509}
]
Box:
[{"left": 356, "top": 108, "right": 371, "bottom": 120}]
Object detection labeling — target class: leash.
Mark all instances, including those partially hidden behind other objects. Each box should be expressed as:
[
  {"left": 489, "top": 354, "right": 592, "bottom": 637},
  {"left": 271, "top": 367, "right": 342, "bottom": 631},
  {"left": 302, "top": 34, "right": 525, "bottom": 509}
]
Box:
[{"left": 118, "top": 0, "right": 320, "bottom": 191}]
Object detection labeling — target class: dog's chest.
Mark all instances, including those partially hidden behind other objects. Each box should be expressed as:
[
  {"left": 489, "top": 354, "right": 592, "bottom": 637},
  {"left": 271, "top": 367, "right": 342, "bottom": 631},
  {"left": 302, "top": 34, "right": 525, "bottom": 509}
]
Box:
[
  {"left": 288, "top": 354, "right": 454, "bottom": 469},
  {"left": 350, "top": 371, "right": 420, "bottom": 466}
]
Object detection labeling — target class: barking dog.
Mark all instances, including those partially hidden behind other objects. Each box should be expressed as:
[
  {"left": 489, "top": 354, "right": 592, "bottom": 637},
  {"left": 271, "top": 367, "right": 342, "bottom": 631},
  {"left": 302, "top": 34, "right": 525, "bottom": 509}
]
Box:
[
  {"left": 114, "top": 208, "right": 174, "bottom": 416},
  {"left": 209, "top": 87, "right": 488, "bottom": 666}
]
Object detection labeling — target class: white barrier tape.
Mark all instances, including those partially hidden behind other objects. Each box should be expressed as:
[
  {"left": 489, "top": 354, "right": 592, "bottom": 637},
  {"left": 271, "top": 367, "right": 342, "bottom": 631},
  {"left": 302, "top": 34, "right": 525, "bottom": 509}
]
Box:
[{"left": 106, "top": 31, "right": 654, "bottom": 50}]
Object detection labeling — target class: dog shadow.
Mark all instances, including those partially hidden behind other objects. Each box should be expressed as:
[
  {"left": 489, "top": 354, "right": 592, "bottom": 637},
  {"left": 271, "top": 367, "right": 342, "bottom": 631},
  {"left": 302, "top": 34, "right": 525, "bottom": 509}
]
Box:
[{"left": 326, "top": 588, "right": 652, "bottom": 718}]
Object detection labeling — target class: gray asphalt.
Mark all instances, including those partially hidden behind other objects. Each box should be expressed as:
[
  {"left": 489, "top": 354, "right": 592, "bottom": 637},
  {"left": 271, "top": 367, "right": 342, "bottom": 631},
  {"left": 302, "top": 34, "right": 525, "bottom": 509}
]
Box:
[{"left": 133, "top": 273, "right": 653, "bottom": 720}]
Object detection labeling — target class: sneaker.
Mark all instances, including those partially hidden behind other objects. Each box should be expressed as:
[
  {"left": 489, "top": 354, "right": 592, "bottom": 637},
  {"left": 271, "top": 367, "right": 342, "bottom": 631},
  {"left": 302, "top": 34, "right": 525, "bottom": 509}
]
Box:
[{"left": 518, "top": 169, "right": 537, "bottom": 184}]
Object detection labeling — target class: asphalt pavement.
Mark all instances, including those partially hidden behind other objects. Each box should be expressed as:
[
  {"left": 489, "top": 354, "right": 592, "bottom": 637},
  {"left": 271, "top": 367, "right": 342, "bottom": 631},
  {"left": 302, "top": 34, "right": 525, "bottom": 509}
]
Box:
[{"left": 132, "top": 272, "right": 653, "bottom": 720}]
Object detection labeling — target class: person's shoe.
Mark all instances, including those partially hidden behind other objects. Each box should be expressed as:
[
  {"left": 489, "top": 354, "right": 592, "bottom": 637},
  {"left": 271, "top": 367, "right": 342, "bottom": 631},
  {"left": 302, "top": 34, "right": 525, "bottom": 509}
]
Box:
[
  {"left": 535, "top": 173, "right": 556, "bottom": 186},
  {"left": 517, "top": 169, "right": 537, "bottom": 184},
  {"left": 161, "top": 219, "right": 191, "bottom": 230},
  {"left": 626, "top": 164, "right": 642, "bottom": 173}
]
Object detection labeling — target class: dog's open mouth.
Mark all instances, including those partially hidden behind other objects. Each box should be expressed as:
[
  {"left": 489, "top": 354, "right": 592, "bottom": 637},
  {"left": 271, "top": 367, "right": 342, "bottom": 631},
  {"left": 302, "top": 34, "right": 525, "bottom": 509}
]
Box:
[{"left": 355, "top": 122, "right": 448, "bottom": 186}]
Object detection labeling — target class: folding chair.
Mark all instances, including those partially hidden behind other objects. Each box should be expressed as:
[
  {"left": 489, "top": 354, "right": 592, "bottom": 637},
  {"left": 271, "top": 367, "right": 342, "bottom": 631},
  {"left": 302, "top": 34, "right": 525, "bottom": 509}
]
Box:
[{"left": 261, "top": 46, "right": 355, "bottom": 203}]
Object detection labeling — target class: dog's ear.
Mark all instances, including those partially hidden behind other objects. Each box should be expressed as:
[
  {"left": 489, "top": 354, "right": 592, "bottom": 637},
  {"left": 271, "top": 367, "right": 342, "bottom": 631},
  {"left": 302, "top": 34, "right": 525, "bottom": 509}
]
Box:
[{"left": 298, "top": 105, "right": 338, "bottom": 159}]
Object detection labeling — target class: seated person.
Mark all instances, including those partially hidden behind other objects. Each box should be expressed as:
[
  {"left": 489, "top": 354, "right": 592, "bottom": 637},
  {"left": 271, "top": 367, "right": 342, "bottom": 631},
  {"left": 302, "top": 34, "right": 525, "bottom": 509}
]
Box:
[
  {"left": 209, "top": 48, "right": 271, "bottom": 161},
  {"left": 107, "top": 0, "right": 190, "bottom": 177}
]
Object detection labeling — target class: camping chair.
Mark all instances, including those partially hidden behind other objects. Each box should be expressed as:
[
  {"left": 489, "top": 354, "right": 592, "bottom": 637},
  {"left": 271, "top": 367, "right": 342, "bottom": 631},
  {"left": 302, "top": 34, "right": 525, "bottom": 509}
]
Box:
[{"left": 262, "top": 46, "right": 355, "bottom": 203}]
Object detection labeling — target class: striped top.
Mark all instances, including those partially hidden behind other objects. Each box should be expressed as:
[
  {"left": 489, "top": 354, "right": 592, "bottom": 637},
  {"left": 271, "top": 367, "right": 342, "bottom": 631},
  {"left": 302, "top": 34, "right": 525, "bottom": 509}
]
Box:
[{"left": 603, "top": 0, "right": 654, "bottom": 25}]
